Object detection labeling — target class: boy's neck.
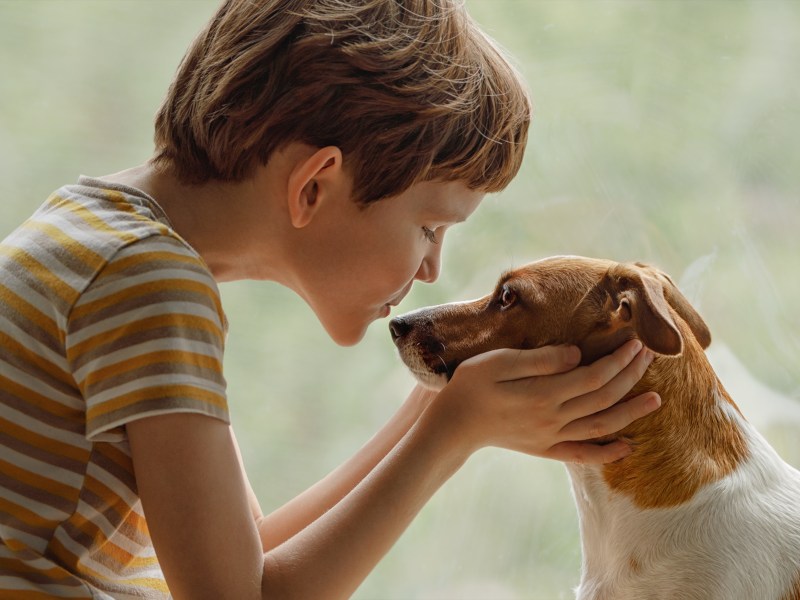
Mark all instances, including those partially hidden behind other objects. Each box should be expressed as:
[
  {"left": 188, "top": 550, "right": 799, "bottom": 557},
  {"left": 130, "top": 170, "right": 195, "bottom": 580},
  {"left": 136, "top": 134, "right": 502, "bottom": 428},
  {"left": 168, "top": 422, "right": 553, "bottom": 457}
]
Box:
[{"left": 99, "top": 159, "right": 291, "bottom": 284}]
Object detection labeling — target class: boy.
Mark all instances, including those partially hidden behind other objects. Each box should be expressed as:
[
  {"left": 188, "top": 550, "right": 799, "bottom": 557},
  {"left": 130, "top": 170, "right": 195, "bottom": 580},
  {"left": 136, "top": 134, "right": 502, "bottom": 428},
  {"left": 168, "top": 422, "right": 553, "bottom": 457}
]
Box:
[{"left": 0, "top": 1, "right": 660, "bottom": 598}]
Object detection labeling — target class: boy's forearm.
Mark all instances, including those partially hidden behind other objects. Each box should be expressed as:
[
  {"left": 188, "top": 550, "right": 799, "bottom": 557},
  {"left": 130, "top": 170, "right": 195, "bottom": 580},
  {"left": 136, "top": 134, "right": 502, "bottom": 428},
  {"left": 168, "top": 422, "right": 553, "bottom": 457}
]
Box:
[
  {"left": 260, "top": 402, "right": 469, "bottom": 599},
  {"left": 256, "top": 385, "right": 435, "bottom": 551}
]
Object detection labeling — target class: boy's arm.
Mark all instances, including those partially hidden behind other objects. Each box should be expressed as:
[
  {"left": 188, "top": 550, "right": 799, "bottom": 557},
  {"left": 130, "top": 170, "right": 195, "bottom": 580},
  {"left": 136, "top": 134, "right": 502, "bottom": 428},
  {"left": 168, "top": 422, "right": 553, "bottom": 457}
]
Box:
[
  {"left": 128, "top": 341, "right": 656, "bottom": 600},
  {"left": 128, "top": 385, "right": 434, "bottom": 599},
  {"left": 248, "top": 384, "right": 435, "bottom": 551}
]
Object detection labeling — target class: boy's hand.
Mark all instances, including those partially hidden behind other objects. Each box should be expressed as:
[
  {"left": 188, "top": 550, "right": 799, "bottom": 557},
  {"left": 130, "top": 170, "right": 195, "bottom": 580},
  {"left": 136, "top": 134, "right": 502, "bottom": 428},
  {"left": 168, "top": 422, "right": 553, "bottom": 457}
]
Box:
[{"left": 426, "top": 339, "right": 659, "bottom": 464}]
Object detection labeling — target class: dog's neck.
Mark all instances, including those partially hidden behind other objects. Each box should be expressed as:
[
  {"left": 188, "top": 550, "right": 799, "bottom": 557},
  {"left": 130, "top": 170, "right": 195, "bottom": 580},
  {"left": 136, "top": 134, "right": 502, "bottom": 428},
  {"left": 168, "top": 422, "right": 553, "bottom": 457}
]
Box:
[
  {"left": 566, "top": 321, "right": 800, "bottom": 599},
  {"left": 565, "top": 325, "right": 750, "bottom": 593},
  {"left": 591, "top": 322, "right": 749, "bottom": 509}
]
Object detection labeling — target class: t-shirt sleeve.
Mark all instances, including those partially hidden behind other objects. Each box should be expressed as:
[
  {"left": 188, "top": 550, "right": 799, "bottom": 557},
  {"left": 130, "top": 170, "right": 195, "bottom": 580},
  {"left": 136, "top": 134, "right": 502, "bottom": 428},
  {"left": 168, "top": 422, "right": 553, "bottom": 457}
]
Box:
[{"left": 66, "top": 235, "right": 229, "bottom": 442}]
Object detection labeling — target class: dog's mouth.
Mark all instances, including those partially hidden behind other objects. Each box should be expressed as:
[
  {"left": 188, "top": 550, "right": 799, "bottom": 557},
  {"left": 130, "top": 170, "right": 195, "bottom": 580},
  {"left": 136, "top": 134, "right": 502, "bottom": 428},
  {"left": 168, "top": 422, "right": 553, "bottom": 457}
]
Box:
[
  {"left": 427, "top": 353, "right": 459, "bottom": 379},
  {"left": 398, "top": 338, "right": 459, "bottom": 378},
  {"left": 391, "top": 328, "right": 463, "bottom": 389}
]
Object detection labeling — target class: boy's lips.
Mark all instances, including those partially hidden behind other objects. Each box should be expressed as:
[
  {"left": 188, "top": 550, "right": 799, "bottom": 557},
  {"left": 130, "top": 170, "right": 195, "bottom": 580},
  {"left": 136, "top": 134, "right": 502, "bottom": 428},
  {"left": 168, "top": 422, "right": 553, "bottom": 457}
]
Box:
[{"left": 387, "top": 283, "right": 414, "bottom": 307}]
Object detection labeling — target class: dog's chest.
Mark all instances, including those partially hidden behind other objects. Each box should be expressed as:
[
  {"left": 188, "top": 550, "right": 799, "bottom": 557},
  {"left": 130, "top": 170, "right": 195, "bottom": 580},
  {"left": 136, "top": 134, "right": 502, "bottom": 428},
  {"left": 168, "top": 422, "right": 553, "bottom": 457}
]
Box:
[{"left": 565, "top": 428, "right": 800, "bottom": 600}]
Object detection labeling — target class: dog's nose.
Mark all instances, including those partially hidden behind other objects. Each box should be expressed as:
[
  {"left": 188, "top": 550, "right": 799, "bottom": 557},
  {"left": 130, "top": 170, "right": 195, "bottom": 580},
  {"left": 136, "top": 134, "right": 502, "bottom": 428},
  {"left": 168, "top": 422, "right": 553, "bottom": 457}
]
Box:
[{"left": 389, "top": 317, "right": 412, "bottom": 342}]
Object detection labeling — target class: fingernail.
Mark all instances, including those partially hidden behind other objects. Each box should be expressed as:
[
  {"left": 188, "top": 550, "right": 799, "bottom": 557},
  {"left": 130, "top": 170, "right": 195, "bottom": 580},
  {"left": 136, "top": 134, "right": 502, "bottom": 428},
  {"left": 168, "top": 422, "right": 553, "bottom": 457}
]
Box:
[
  {"left": 645, "top": 350, "right": 655, "bottom": 364},
  {"left": 566, "top": 345, "right": 581, "bottom": 364},
  {"left": 630, "top": 340, "right": 643, "bottom": 355},
  {"left": 647, "top": 393, "right": 662, "bottom": 411},
  {"left": 615, "top": 444, "right": 634, "bottom": 462}
]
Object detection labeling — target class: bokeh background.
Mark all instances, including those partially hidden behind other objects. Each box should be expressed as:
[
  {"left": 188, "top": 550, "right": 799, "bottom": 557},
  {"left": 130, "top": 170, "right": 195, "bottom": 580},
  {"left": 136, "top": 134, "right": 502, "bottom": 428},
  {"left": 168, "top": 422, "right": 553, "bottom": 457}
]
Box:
[{"left": 1, "top": 1, "right": 798, "bottom": 598}]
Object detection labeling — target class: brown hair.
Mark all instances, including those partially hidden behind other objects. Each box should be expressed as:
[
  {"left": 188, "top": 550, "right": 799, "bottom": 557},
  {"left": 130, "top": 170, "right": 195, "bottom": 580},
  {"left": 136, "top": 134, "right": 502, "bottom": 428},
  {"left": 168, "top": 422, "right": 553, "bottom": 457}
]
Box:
[{"left": 152, "top": 0, "right": 531, "bottom": 203}]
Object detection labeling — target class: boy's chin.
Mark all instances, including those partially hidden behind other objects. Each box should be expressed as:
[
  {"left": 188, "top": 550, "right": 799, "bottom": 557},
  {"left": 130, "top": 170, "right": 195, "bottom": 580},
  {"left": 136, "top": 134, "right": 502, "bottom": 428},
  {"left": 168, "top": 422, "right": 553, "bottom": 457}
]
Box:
[{"left": 321, "top": 318, "right": 369, "bottom": 347}]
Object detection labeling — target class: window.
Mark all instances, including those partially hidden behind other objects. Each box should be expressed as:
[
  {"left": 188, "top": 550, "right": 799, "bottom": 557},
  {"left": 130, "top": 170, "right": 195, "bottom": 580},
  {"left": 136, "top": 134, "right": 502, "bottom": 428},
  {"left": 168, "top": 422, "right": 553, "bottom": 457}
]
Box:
[{"left": 2, "top": 2, "right": 797, "bottom": 598}]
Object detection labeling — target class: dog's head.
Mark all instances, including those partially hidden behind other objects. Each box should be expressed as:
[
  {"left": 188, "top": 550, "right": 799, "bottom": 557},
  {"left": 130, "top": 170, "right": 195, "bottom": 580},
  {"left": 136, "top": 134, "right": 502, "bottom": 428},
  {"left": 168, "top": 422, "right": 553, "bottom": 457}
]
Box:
[{"left": 390, "top": 256, "right": 711, "bottom": 390}]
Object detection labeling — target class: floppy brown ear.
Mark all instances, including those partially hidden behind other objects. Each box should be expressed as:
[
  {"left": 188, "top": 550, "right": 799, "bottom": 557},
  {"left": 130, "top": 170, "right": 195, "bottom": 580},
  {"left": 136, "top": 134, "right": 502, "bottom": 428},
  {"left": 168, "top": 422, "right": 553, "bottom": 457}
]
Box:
[
  {"left": 633, "top": 262, "right": 712, "bottom": 349},
  {"left": 602, "top": 265, "right": 684, "bottom": 356},
  {"left": 571, "top": 262, "right": 711, "bottom": 364},
  {"left": 571, "top": 265, "right": 682, "bottom": 364}
]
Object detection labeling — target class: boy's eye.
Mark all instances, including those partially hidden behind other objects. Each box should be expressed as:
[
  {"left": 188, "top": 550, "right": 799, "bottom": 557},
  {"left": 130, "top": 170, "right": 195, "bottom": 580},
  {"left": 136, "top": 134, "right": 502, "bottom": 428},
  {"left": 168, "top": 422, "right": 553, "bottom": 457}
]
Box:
[{"left": 422, "top": 226, "right": 439, "bottom": 244}]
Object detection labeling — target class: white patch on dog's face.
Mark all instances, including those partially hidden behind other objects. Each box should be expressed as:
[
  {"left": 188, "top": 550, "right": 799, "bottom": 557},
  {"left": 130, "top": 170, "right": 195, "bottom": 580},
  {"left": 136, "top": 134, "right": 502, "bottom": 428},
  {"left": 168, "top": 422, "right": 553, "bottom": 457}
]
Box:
[
  {"left": 392, "top": 300, "right": 480, "bottom": 390},
  {"left": 394, "top": 334, "right": 448, "bottom": 390}
]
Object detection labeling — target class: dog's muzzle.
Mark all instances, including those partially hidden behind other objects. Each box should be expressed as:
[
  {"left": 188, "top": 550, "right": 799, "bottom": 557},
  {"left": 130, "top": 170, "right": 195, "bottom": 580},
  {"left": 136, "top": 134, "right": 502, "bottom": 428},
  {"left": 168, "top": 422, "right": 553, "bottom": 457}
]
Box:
[
  {"left": 389, "top": 316, "right": 412, "bottom": 343},
  {"left": 389, "top": 314, "right": 455, "bottom": 388}
]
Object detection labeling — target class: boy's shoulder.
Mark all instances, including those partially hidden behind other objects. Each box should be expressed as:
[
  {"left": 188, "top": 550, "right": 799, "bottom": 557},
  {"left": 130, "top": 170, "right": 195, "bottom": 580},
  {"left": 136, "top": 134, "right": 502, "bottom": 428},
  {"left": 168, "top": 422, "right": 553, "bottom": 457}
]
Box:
[
  {"left": 1, "top": 177, "right": 217, "bottom": 314},
  {"left": 45, "top": 175, "right": 178, "bottom": 246},
  {"left": 37, "top": 176, "right": 199, "bottom": 261}
]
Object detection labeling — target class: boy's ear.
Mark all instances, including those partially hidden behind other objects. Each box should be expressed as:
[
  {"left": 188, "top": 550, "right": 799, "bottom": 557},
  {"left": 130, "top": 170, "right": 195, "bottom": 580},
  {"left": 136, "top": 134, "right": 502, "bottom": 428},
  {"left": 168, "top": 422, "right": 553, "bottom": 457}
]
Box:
[{"left": 286, "top": 146, "right": 344, "bottom": 228}]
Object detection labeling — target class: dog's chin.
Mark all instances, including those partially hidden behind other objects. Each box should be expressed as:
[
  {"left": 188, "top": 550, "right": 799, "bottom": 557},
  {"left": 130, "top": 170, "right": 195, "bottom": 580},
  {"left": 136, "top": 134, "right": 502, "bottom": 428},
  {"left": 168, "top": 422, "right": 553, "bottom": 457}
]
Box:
[
  {"left": 411, "top": 370, "right": 448, "bottom": 391},
  {"left": 396, "top": 349, "right": 450, "bottom": 391}
]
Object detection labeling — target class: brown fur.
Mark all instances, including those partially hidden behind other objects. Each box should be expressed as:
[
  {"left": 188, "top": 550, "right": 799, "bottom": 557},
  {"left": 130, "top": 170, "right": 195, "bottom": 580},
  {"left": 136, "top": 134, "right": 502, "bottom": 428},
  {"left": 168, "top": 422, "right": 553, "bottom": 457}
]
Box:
[
  {"left": 392, "top": 257, "right": 748, "bottom": 508},
  {"left": 782, "top": 572, "right": 800, "bottom": 600},
  {"left": 628, "top": 555, "right": 642, "bottom": 575},
  {"left": 602, "top": 318, "right": 748, "bottom": 508}
]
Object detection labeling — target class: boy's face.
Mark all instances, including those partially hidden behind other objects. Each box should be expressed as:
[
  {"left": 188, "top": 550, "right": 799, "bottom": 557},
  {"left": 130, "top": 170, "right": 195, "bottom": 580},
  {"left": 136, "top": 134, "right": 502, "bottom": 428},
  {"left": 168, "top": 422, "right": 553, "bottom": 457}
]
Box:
[{"left": 295, "top": 179, "right": 484, "bottom": 346}]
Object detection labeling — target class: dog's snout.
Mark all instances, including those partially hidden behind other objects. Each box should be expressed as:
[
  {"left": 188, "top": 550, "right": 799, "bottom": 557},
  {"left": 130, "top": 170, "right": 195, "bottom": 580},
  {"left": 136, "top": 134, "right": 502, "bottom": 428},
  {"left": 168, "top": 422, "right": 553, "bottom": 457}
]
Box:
[{"left": 389, "top": 316, "right": 412, "bottom": 343}]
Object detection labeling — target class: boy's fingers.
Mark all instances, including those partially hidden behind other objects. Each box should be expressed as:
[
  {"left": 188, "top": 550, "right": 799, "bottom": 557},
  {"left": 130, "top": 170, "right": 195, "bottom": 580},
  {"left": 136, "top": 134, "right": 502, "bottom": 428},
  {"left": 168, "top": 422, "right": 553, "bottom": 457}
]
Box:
[
  {"left": 558, "top": 392, "right": 661, "bottom": 442},
  {"left": 546, "top": 439, "right": 634, "bottom": 465},
  {"left": 553, "top": 339, "right": 644, "bottom": 401},
  {"left": 486, "top": 345, "right": 581, "bottom": 381},
  {"left": 559, "top": 347, "right": 654, "bottom": 420}
]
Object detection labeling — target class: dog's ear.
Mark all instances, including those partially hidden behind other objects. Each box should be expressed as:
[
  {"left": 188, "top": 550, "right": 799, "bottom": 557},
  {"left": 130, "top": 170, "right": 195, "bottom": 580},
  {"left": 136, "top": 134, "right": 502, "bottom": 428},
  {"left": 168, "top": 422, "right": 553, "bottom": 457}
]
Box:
[
  {"left": 571, "top": 262, "right": 711, "bottom": 364},
  {"left": 633, "top": 262, "right": 712, "bottom": 350},
  {"left": 600, "top": 264, "right": 683, "bottom": 356},
  {"left": 571, "top": 265, "right": 678, "bottom": 364}
]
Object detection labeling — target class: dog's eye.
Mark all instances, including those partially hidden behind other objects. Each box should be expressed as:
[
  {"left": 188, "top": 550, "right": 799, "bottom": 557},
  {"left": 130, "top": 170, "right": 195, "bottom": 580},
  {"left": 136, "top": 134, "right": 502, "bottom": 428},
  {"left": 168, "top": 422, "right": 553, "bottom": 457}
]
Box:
[{"left": 499, "top": 286, "right": 517, "bottom": 310}]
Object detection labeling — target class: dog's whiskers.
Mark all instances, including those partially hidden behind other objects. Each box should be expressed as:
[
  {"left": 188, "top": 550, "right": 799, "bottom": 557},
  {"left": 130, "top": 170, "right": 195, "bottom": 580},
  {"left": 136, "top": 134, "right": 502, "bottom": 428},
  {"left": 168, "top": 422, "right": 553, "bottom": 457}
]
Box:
[{"left": 435, "top": 353, "right": 450, "bottom": 377}]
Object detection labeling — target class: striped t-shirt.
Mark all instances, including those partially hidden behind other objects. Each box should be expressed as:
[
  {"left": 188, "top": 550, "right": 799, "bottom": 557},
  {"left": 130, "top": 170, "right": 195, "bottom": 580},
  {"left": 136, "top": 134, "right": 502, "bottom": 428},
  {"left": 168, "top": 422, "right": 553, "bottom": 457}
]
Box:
[{"left": 0, "top": 177, "right": 230, "bottom": 599}]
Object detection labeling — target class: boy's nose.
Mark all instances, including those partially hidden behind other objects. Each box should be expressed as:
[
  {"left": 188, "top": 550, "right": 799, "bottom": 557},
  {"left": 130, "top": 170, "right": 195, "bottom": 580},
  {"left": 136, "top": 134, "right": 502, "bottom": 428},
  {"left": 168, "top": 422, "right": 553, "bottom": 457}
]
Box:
[{"left": 416, "top": 249, "right": 441, "bottom": 284}]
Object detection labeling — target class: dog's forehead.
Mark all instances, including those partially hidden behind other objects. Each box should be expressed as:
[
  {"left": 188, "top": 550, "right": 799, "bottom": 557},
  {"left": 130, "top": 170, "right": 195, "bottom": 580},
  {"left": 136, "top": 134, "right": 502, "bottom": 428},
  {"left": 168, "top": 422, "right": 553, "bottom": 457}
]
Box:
[{"left": 506, "top": 256, "right": 615, "bottom": 285}]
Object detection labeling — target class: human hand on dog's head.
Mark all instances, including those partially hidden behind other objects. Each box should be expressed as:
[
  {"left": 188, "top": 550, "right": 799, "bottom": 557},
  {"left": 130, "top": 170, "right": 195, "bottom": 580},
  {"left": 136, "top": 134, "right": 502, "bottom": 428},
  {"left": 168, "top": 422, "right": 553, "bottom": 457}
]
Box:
[
  {"left": 390, "top": 256, "right": 718, "bottom": 464},
  {"left": 417, "top": 339, "right": 660, "bottom": 464}
]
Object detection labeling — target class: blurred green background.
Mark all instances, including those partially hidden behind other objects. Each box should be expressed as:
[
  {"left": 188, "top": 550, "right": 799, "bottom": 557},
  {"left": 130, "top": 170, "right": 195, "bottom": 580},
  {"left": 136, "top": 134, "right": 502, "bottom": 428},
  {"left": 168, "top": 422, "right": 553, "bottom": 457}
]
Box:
[{"left": 1, "top": 1, "right": 798, "bottom": 598}]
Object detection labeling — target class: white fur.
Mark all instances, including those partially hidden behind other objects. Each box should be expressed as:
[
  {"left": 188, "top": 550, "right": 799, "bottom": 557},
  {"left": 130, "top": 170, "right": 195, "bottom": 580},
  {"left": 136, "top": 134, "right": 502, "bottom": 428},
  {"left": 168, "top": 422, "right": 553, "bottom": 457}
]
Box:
[{"left": 567, "top": 404, "right": 800, "bottom": 600}]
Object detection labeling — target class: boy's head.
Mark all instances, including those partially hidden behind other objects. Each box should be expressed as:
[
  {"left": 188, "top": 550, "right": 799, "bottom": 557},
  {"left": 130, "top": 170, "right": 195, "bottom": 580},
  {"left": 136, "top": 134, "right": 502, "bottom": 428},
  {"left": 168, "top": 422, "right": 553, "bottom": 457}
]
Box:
[{"left": 152, "top": 0, "right": 531, "bottom": 203}]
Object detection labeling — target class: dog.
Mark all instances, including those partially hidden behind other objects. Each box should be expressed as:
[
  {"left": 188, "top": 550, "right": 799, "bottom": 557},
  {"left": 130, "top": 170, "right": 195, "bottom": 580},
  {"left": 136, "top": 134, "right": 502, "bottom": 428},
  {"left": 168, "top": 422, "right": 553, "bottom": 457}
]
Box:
[{"left": 390, "top": 256, "right": 800, "bottom": 600}]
